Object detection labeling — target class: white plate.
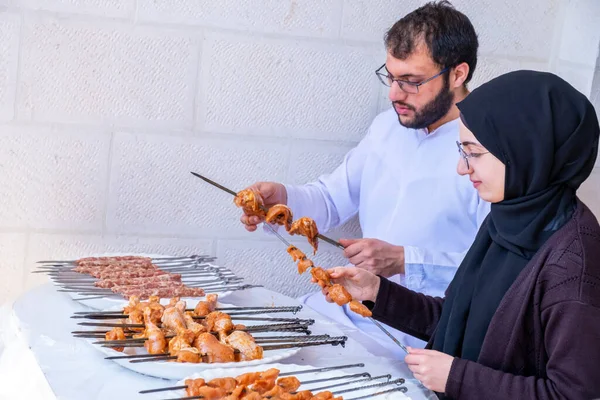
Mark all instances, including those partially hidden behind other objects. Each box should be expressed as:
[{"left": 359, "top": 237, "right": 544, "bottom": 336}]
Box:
[
  {"left": 48, "top": 252, "right": 234, "bottom": 309},
  {"left": 85, "top": 303, "right": 303, "bottom": 380},
  {"left": 143, "top": 363, "right": 409, "bottom": 399}
]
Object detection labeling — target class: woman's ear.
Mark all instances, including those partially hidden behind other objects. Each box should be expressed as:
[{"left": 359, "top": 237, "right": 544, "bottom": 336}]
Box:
[{"left": 451, "top": 62, "right": 470, "bottom": 88}]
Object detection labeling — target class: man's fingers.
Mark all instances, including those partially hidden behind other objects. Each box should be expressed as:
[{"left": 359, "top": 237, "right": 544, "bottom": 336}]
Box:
[
  {"left": 249, "top": 216, "right": 261, "bottom": 224},
  {"left": 348, "top": 251, "right": 369, "bottom": 266},
  {"left": 339, "top": 238, "right": 359, "bottom": 247},
  {"left": 343, "top": 241, "right": 366, "bottom": 259}
]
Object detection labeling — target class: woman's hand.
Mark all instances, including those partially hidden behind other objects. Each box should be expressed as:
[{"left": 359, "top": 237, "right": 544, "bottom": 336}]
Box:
[
  {"left": 312, "top": 267, "right": 381, "bottom": 303},
  {"left": 404, "top": 347, "right": 454, "bottom": 393}
]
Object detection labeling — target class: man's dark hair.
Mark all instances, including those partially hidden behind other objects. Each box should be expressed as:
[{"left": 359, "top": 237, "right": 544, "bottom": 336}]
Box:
[{"left": 385, "top": 1, "right": 478, "bottom": 84}]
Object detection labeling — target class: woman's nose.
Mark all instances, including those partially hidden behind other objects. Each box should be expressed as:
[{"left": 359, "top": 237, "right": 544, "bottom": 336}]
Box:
[{"left": 457, "top": 157, "right": 471, "bottom": 176}]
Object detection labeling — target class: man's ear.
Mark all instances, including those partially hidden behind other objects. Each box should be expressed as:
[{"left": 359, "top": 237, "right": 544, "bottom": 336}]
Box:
[{"left": 451, "top": 62, "right": 470, "bottom": 88}]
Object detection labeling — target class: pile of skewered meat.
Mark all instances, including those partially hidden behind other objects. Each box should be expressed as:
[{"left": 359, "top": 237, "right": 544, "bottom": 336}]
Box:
[
  {"left": 235, "top": 190, "right": 319, "bottom": 254},
  {"left": 286, "top": 246, "right": 372, "bottom": 318},
  {"left": 104, "top": 295, "right": 265, "bottom": 363},
  {"left": 182, "top": 368, "right": 343, "bottom": 400},
  {"left": 69, "top": 256, "right": 206, "bottom": 299}
]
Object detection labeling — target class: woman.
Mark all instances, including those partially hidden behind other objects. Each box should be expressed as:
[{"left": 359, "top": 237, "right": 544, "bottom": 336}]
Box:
[{"left": 322, "top": 70, "right": 600, "bottom": 399}]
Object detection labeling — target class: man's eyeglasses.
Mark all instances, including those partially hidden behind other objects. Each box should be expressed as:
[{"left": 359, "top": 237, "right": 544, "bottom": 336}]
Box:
[
  {"left": 376, "top": 64, "right": 449, "bottom": 94},
  {"left": 456, "top": 141, "right": 490, "bottom": 169}
]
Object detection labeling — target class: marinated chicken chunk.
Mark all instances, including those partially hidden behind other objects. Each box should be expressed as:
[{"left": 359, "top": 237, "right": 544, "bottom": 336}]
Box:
[
  {"left": 185, "top": 378, "right": 206, "bottom": 396},
  {"left": 105, "top": 327, "right": 126, "bottom": 352},
  {"left": 235, "top": 372, "right": 262, "bottom": 386},
  {"left": 194, "top": 294, "right": 218, "bottom": 317},
  {"left": 187, "top": 386, "right": 226, "bottom": 400},
  {"left": 263, "top": 385, "right": 285, "bottom": 397},
  {"left": 287, "top": 245, "right": 306, "bottom": 262},
  {"left": 234, "top": 189, "right": 266, "bottom": 218},
  {"left": 168, "top": 332, "right": 193, "bottom": 355},
  {"left": 311, "top": 391, "right": 335, "bottom": 400},
  {"left": 193, "top": 333, "right": 236, "bottom": 363},
  {"left": 143, "top": 308, "right": 167, "bottom": 354},
  {"left": 280, "top": 391, "right": 315, "bottom": 400},
  {"left": 276, "top": 376, "right": 302, "bottom": 392},
  {"left": 310, "top": 267, "right": 331, "bottom": 288},
  {"left": 297, "top": 258, "right": 314, "bottom": 274},
  {"left": 224, "top": 331, "right": 264, "bottom": 361},
  {"left": 288, "top": 217, "right": 319, "bottom": 254},
  {"left": 328, "top": 284, "right": 352, "bottom": 306},
  {"left": 349, "top": 300, "right": 372, "bottom": 317},
  {"left": 266, "top": 204, "right": 293, "bottom": 231},
  {"left": 184, "top": 313, "right": 206, "bottom": 335},
  {"left": 204, "top": 311, "right": 234, "bottom": 333},
  {"left": 161, "top": 301, "right": 188, "bottom": 333},
  {"left": 207, "top": 377, "right": 238, "bottom": 391},
  {"left": 176, "top": 346, "right": 201, "bottom": 363}
]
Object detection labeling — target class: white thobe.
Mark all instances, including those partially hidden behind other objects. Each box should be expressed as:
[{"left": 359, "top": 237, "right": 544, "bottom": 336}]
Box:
[{"left": 274, "top": 108, "right": 490, "bottom": 357}]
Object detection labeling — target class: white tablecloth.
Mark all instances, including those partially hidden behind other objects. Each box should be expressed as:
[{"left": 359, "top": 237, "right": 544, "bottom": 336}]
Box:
[{"left": 0, "top": 284, "right": 436, "bottom": 400}]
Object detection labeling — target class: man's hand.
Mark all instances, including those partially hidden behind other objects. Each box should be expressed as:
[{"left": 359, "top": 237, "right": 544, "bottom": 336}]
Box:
[
  {"left": 405, "top": 347, "right": 454, "bottom": 393},
  {"left": 239, "top": 182, "right": 287, "bottom": 232},
  {"left": 313, "top": 267, "right": 381, "bottom": 303},
  {"left": 339, "top": 238, "right": 405, "bottom": 278}
]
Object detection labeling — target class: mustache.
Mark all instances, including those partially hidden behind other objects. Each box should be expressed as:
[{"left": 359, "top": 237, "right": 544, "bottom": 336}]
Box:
[{"left": 392, "top": 101, "right": 416, "bottom": 111}]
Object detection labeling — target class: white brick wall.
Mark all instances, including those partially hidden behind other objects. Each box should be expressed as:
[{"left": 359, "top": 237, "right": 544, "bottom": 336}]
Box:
[{"left": 1, "top": 0, "right": 599, "bottom": 305}]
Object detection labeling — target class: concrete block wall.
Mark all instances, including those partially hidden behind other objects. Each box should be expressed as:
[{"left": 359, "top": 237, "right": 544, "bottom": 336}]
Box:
[{"left": 1, "top": 0, "right": 599, "bottom": 305}]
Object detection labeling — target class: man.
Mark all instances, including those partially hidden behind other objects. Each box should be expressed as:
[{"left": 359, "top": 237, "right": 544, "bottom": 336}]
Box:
[{"left": 240, "top": 1, "right": 490, "bottom": 356}]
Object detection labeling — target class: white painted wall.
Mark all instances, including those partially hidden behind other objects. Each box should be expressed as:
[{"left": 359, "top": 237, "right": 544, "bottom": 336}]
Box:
[{"left": 1, "top": 0, "right": 599, "bottom": 305}]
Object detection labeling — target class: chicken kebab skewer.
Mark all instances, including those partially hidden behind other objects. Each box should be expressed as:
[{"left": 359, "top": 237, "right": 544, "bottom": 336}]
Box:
[
  {"left": 227, "top": 194, "right": 369, "bottom": 318},
  {"left": 139, "top": 363, "right": 368, "bottom": 394},
  {"left": 250, "top": 221, "right": 370, "bottom": 319},
  {"left": 96, "top": 297, "right": 344, "bottom": 364},
  {"left": 141, "top": 366, "right": 407, "bottom": 400},
  {"left": 268, "top": 227, "right": 409, "bottom": 353},
  {"left": 189, "top": 172, "right": 344, "bottom": 252},
  {"left": 236, "top": 190, "right": 321, "bottom": 255},
  {"left": 101, "top": 297, "right": 265, "bottom": 363},
  {"left": 85, "top": 295, "right": 311, "bottom": 333}
]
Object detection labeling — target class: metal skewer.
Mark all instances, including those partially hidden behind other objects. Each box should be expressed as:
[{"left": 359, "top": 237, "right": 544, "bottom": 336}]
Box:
[
  {"left": 265, "top": 216, "right": 409, "bottom": 355},
  {"left": 190, "top": 171, "right": 344, "bottom": 250},
  {"left": 72, "top": 305, "right": 302, "bottom": 316},
  {"left": 138, "top": 363, "right": 366, "bottom": 394},
  {"left": 35, "top": 255, "right": 216, "bottom": 264},
  {"left": 126, "top": 339, "right": 347, "bottom": 363}
]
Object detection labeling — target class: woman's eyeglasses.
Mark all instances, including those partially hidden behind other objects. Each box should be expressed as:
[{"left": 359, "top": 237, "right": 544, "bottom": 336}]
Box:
[{"left": 456, "top": 141, "right": 490, "bottom": 169}]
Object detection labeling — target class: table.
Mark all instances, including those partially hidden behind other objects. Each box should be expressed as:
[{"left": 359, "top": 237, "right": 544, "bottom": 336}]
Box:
[{"left": 0, "top": 284, "right": 437, "bottom": 400}]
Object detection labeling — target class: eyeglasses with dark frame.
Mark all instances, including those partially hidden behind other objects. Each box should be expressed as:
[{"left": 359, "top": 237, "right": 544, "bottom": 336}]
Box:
[
  {"left": 376, "top": 64, "right": 449, "bottom": 94},
  {"left": 456, "top": 141, "right": 490, "bottom": 169}
]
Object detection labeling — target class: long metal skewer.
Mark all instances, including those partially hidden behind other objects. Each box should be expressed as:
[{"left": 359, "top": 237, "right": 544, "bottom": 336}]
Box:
[
  {"left": 138, "top": 363, "right": 366, "bottom": 394},
  {"left": 266, "top": 221, "right": 409, "bottom": 354},
  {"left": 190, "top": 171, "right": 344, "bottom": 250}
]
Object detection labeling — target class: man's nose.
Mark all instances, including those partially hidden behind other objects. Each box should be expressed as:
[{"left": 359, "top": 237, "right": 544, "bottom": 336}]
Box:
[{"left": 389, "top": 81, "right": 408, "bottom": 103}]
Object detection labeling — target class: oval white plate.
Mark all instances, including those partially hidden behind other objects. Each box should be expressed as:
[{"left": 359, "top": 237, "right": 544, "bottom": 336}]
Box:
[
  {"left": 49, "top": 252, "right": 234, "bottom": 309},
  {"left": 142, "top": 363, "right": 408, "bottom": 399}
]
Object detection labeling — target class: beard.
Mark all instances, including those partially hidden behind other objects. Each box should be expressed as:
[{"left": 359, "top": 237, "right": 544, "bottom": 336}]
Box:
[{"left": 393, "top": 79, "right": 455, "bottom": 130}]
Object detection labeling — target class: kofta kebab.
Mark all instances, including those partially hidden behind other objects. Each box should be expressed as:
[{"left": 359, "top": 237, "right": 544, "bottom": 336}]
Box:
[{"left": 234, "top": 189, "right": 372, "bottom": 318}]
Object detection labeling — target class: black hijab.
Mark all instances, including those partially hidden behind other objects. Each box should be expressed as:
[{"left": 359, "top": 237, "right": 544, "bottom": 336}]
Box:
[{"left": 431, "top": 70, "right": 600, "bottom": 362}]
